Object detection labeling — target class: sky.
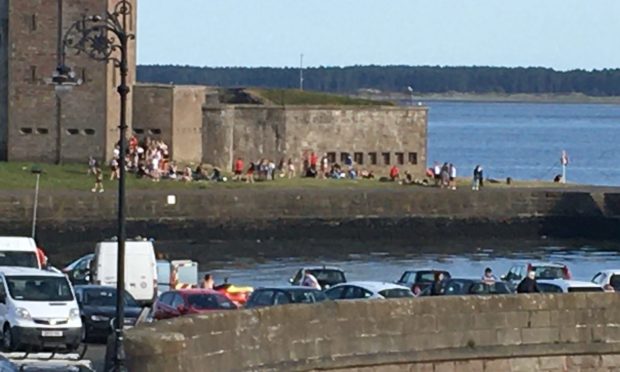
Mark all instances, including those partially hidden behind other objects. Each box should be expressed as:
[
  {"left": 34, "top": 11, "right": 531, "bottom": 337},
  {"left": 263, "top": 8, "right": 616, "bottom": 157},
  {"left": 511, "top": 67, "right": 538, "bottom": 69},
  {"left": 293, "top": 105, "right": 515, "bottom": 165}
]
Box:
[{"left": 137, "top": 1, "right": 620, "bottom": 71}]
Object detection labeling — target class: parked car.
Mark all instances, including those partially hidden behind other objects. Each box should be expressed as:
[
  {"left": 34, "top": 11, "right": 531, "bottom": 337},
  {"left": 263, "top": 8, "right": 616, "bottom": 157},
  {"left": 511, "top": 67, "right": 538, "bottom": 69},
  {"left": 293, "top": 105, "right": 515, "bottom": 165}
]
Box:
[
  {"left": 396, "top": 269, "right": 451, "bottom": 294},
  {"left": 214, "top": 283, "right": 254, "bottom": 307},
  {"left": 591, "top": 270, "right": 620, "bottom": 291},
  {"left": 0, "top": 237, "right": 41, "bottom": 269},
  {"left": 419, "top": 278, "right": 513, "bottom": 296},
  {"left": 245, "top": 286, "right": 328, "bottom": 309},
  {"left": 152, "top": 289, "right": 237, "bottom": 320},
  {"left": 74, "top": 285, "right": 143, "bottom": 342},
  {"left": 502, "top": 262, "right": 571, "bottom": 288},
  {"left": 63, "top": 254, "right": 94, "bottom": 285},
  {"left": 91, "top": 240, "right": 157, "bottom": 306},
  {"left": 0, "top": 267, "right": 82, "bottom": 351},
  {"left": 289, "top": 266, "right": 346, "bottom": 290},
  {"left": 537, "top": 279, "right": 604, "bottom": 293},
  {"left": 324, "top": 281, "right": 414, "bottom": 301}
]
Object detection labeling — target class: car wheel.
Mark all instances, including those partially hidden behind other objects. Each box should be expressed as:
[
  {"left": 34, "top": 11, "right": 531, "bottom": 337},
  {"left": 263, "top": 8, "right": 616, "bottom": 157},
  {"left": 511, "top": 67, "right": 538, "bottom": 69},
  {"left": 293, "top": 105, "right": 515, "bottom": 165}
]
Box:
[
  {"left": 2, "top": 324, "right": 16, "bottom": 352},
  {"left": 81, "top": 322, "right": 88, "bottom": 343}
]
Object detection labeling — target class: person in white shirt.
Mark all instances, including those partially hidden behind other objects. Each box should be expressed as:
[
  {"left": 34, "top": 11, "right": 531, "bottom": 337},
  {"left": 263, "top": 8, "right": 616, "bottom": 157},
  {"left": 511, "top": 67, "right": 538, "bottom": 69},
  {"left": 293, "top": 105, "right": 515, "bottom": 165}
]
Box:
[
  {"left": 301, "top": 270, "right": 321, "bottom": 290},
  {"left": 449, "top": 163, "right": 457, "bottom": 190}
]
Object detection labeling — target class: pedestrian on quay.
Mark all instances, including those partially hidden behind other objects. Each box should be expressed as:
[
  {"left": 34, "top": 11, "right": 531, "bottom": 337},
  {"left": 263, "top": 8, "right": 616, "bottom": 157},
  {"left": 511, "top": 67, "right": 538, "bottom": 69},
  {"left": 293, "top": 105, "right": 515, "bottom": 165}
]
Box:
[
  {"left": 433, "top": 162, "right": 441, "bottom": 186},
  {"left": 91, "top": 167, "right": 104, "bottom": 193},
  {"left": 449, "top": 163, "right": 457, "bottom": 190},
  {"left": 440, "top": 162, "right": 450, "bottom": 188},
  {"left": 201, "top": 274, "right": 214, "bottom": 289},
  {"left": 389, "top": 165, "right": 400, "bottom": 181},
  {"left": 472, "top": 165, "right": 483, "bottom": 191},
  {"left": 430, "top": 272, "right": 446, "bottom": 296},
  {"left": 517, "top": 270, "right": 540, "bottom": 294},
  {"left": 301, "top": 270, "right": 321, "bottom": 290},
  {"left": 246, "top": 162, "right": 255, "bottom": 183},
  {"left": 481, "top": 267, "right": 498, "bottom": 284},
  {"left": 287, "top": 158, "right": 296, "bottom": 179}
]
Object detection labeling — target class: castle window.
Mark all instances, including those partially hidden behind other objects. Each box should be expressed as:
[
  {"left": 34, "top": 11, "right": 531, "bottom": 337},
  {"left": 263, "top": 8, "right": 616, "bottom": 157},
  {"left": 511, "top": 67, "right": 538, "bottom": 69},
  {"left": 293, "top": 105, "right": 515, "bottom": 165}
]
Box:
[
  {"left": 30, "top": 66, "right": 37, "bottom": 83},
  {"left": 31, "top": 14, "right": 37, "bottom": 32},
  {"left": 133, "top": 128, "right": 144, "bottom": 135},
  {"left": 395, "top": 152, "right": 404, "bottom": 165},
  {"left": 83, "top": 129, "right": 96, "bottom": 135},
  {"left": 408, "top": 152, "right": 418, "bottom": 165},
  {"left": 340, "top": 152, "right": 350, "bottom": 163},
  {"left": 382, "top": 152, "right": 391, "bottom": 165},
  {"left": 19, "top": 128, "right": 32, "bottom": 135},
  {"left": 354, "top": 152, "right": 364, "bottom": 165},
  {"left": 36, "top": 128, "right": 48, "bottom": 135},
  {"left": 66, "top": 129, "right": 79, "bottom": 135},
  {"left": 368, "top": 152, "right": 377, "bottom": 165},
  {"left": 149, "top": 128, "right": 161, "bottom": 135},
  {"left": 326, "top": 152, "right": 336, "bottom": 164},
  {"left": 81, "top": 68, "right": 87, "bottom": 83}
]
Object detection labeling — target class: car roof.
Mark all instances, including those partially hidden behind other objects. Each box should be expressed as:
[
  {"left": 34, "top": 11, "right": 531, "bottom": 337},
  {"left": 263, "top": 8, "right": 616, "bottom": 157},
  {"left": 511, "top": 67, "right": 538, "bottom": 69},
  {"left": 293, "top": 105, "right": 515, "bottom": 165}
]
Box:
[
  {"left": 168, "top": 289, "right": 221, "bottom": 295},
  {"left": 255, "top": 286, "right": 321, "bottom": 291},
  {"left": 537, "top": 279, "right": 601, "bottom": 289},
  {"left": 331, "top": 281, "right": 410, "bottom": 292},
  {"left": 299, "top": 266, "right": 344, "bottom": 271},
  {"left": 0, "top": 237, "right": 37, "bottom": 251},
  {"left": 402, "top": 269, "right": 449, "bottom": 273},
  {"left": 594, "top": 270, "right": 620, "bottom": 275},
  {"left": 525, "top": 262, "right": 567, "bottom": 268},
  {"left": 74, "top": 285, "right": 116, "bottom": 290},
  {"left": 0, "top": 266, "right": 65, "bottom": 277}
]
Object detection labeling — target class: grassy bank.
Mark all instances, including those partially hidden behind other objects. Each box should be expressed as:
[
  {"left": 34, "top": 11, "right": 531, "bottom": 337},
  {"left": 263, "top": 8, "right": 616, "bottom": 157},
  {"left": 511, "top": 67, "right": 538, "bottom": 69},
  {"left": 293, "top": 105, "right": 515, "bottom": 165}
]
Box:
[
  {"left": 250, "top": 88, "right": 394, "bottom": 106},
  {"left": 0, "top": 163, "right": 579, "bottom": 192}
]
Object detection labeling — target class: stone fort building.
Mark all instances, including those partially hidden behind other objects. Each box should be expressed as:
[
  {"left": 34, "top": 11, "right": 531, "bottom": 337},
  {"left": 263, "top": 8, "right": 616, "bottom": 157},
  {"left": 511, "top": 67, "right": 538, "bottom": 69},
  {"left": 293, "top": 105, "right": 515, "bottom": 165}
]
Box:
[{"left": 1, "top": 0, "right": 428, "bottom": 175}]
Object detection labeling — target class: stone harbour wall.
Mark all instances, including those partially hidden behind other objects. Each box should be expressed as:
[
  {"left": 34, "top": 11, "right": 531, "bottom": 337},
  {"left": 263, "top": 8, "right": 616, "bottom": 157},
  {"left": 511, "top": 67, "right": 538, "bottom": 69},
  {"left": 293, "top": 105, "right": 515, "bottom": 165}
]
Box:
[{"left": 124, "top": 293, "right": 620, "bottom": 372}]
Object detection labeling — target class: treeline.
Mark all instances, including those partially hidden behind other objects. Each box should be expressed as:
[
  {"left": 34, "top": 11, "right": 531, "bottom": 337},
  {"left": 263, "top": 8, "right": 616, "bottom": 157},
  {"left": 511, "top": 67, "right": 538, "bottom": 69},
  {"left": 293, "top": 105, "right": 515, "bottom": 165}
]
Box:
[{"left": 137, "top": 65, "right": 620, "bottom": 96}]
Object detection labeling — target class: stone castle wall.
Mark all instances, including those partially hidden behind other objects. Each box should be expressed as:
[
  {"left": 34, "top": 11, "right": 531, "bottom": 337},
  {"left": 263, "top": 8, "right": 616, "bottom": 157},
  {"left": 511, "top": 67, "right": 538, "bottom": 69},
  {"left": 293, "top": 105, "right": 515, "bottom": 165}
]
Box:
[
  {"left": 0, "top": 0, "right": 7, "bottom": 159},
  {"left": 203, "top": 105, "right": 428, "bottom": 176},
  {"left": 124, "top": 293, "right": 620, "bottom": 371},
  {"left": 2, "top": 0, "right": 136, "bottom": 163}
]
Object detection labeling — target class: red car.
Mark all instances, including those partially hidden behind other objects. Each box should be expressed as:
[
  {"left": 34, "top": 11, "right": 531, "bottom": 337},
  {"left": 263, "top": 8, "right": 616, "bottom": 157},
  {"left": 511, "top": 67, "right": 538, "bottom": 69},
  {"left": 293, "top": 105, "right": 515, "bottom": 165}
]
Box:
[{"left": 153, "top": 289, "right": 237, "bottom": 320}]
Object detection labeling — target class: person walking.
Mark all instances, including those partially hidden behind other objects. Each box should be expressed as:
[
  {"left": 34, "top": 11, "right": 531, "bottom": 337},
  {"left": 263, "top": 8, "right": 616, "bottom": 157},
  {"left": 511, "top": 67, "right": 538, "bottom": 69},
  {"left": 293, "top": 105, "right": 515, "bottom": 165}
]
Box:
[
  {"left": 233, "top": 157, "right": 244, "bottom": 181},
  {"left": 517, "top": 270, "right": 541, "bottom": 293},
  {"left": 449, "top": 163, "right": 457, "bottom": 190},
  {"left": 472, "top": 165, "right": 481, "bottom": 191},
  {"left": 287, "top": 158, "right": 296, "bottom": 179},
  {"left": 430, "top": 272, "right": 446, "bottom": 296},
  {"left": 91, "top": 167, "right": 104, "bottom": 193},
  {"left": 433, "top": 162, "right": 441, "bottom": 186}
]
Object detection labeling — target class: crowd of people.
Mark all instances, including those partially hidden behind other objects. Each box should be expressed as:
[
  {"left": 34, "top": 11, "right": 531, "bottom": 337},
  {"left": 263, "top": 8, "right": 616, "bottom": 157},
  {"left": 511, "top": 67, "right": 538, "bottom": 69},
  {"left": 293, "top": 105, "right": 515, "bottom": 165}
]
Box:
[{"left": 88, "top": 142, "right": 488, "bottom": 191}]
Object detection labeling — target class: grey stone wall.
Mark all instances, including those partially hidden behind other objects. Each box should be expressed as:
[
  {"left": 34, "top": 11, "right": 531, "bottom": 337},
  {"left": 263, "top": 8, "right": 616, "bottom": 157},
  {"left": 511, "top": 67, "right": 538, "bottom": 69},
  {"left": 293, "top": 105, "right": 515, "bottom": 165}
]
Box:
[
  {"left": 0, "top": 0, "right": 7, "bottom": 160},
  {"left": 171, "top": 85, "right": 205, "bottom": 163},
  {"left": 125, "top": 293, "right": 620, "bottom": 372},
  {"left": 202, "top": 105, "right": 428, "bottom": 175}
]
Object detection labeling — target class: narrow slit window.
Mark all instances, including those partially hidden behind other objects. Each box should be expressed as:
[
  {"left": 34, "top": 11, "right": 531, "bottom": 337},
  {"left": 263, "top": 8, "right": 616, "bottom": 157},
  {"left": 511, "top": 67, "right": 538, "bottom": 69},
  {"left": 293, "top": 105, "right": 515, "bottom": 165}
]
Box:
[
  {"left": 83, "top": 129, "right": 95, "bottom": 135},
  {"left": 408, "top": 152, "right": 418, "bottom": 165},
  {"left": 340, "top": 152, "right": 350, "bottom": 163},
  {"left": 36, "top": 128, "right": 48, "bottom": 135},
  {"left": 382, "top": 152, "right": 391, "bottom": 165},
  {"left": 30, "top": 66, "right": 37, "bottom": 83},
  {"left": 354, "top": 152, "right": 364, "bottom": 165},
  {"left": 133, "top": 128, "right": 144, "bottom": 135},
  {"left": 19, "top": 128, "right": 32, "bottom": 135},
  {"left": 395, "top": 152, "right": 404, "bottom": 165},
  {"left": 31, "top": 14, "right": 37, "bottom": 31},
  {"left": 368, "top": 152, "right": 377, "bottom": 165},
  {"left": 326, "top": 152, "right": 336, "bottom": 164},
  {"left": 149, "top": 128, "right": 161, "bottom": 135},
  {"left": 66, "top": 129, "right": 79, "bottom": 135}
]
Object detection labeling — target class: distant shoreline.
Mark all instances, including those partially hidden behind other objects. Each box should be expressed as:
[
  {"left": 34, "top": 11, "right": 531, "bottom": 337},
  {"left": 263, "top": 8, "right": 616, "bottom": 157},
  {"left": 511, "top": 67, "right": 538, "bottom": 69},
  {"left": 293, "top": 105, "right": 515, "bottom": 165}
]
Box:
[{"left": 356, "top": 92, "right": 620, "bottom": 105}]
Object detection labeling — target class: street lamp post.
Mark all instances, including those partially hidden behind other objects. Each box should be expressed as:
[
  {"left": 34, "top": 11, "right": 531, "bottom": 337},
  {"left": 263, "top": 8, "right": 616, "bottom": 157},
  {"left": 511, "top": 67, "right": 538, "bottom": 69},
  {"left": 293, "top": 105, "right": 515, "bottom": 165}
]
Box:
[{"left": 53, "top": 1, "right": 134, "bottom": 371}]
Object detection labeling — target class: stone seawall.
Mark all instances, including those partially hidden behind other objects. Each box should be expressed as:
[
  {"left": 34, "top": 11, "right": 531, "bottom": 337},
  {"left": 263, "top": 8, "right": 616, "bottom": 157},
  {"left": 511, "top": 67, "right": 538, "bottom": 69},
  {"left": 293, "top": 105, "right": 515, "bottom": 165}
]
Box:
[
  {"left": 124, "top": 293, "right": 620, "bottom": 372},
  {"left": 1, "top": 187, "right": 620, "bottom": 243}
]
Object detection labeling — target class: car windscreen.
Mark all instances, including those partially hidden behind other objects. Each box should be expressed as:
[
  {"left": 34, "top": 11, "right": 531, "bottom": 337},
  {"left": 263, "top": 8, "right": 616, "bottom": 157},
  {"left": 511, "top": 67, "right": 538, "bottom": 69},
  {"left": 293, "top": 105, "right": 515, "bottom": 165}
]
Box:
[
  {"left": 379, "top": 288, "right": 414, "bottom": 298},
  {"left": 289, "top": 290, "right": 328, "bottom": 303},
  {"left": 0, "top": 251, "right": 38, "bottom": 268},
  {"left": 568, "top": 287, "right": 603, "bottom": 293},
  {"left": 610, "top": 275, "right": 620, "bottom": 291},
  {"left": 83, "top": 288, "right": 139, "bottom": 307},
  {"left": 309, "top": 270, "right": 345, "bottom": 284},
  {"left": 7, "top": 275, "right": 73, "bottom": 302},
  {"left": 534, "top": 267, "right": 565, "bottom": 280},
  {"left": 187, "top": 294, "right": 236, "bottom": 310}
]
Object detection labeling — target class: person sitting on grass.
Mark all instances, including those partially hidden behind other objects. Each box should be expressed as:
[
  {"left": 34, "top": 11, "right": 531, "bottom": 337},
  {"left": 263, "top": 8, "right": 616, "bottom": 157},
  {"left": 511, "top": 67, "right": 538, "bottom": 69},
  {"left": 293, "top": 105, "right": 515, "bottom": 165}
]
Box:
[{"left": 389, "top": 165, "right": 400, "bottom": 181}]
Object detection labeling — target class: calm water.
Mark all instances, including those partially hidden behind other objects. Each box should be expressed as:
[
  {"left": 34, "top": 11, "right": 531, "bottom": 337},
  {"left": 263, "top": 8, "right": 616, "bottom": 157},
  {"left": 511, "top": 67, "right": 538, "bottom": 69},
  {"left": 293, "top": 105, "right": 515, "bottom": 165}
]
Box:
[
  {"left": 427, "top": 102, "right": 620, "bottom": 186},
  {"left": 196, "top": 241, "right": 620, "bottom": 288}
]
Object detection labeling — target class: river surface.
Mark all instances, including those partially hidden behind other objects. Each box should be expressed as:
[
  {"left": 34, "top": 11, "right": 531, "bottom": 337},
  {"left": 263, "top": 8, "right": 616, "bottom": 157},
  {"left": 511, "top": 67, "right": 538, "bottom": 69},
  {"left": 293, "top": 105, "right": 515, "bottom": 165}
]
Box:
[
  {"left": 178, "top": 239, "right": 620, "bottom": 288},
  {"left": 427, "top": 101, "right": 620, "bottom": 186}
]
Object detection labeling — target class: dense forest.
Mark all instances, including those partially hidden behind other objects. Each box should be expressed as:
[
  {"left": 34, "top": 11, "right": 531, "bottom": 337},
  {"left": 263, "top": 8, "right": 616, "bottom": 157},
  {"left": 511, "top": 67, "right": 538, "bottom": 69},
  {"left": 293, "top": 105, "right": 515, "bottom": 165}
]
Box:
[{"left": 137, "top": 65, "right": 620, "bottom": 96}]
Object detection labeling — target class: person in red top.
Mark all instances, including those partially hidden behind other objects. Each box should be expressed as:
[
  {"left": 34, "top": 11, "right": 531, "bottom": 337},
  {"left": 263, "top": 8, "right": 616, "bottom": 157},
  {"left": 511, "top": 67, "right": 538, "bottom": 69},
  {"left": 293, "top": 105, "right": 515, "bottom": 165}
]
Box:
[
  {"left": 233, "top": 157, "right": 244, "bottom": 181},
  {"left": 309, "top": 152, "right": 318, "bottom": 170},
  {"left": 129, "top": 135, "right": 138, "bottom": 151},
  {"left": 389, "top": 165, "right": 400, "bottom": 181}
]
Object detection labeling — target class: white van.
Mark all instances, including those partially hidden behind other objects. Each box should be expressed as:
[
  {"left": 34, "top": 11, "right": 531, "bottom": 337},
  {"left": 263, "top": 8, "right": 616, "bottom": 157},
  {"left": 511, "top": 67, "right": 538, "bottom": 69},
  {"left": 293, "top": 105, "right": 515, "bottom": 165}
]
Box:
[
  {"left": 0, "top": 267, "right": 82, "bottom": 351},
  {"left": 92, "top": 240, "right": 157, "bottom": 306},
  {"left": 0, "top": 237, "right": 40, "bottom": 269}
]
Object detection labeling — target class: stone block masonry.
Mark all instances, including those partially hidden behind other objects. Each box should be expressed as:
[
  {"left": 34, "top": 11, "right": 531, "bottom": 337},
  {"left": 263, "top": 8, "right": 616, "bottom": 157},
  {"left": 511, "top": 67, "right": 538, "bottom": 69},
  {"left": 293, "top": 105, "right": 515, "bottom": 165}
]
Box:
[{"left": 125, "top": 293, "right": 620, "bottom": 371}]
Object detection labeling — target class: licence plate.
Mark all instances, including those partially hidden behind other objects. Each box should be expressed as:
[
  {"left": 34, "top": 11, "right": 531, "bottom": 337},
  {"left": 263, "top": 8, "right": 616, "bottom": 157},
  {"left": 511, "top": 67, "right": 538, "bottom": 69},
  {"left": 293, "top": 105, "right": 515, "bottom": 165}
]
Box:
[{"left": 41, "top": 330, "right": 63, "bottom": 337}]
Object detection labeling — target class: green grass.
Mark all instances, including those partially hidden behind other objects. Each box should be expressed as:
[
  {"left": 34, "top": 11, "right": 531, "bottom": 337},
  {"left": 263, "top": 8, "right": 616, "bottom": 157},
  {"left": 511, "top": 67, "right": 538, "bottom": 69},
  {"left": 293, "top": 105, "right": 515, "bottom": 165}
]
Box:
[
  {"left": 250, "top": 88, "right": 394, "bottom": 106},
  {"left": 0, "top": 162, "right": 578, "bottom": 191}
]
